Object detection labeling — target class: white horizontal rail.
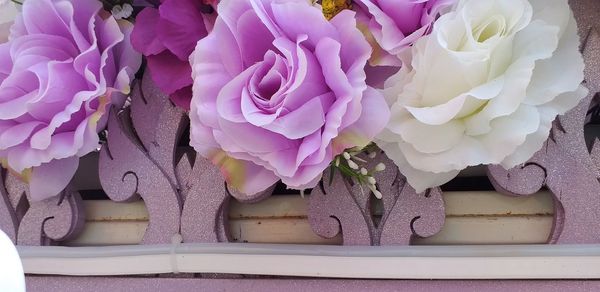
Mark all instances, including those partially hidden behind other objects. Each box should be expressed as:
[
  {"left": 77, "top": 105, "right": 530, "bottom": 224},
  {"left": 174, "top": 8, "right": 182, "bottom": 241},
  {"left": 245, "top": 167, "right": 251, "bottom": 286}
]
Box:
[
  {"left": 66, "top": 191, "right": 554, "bottom": 246},
  {"left": 18, "top": 244, "right": 600, "bottom": 279}
]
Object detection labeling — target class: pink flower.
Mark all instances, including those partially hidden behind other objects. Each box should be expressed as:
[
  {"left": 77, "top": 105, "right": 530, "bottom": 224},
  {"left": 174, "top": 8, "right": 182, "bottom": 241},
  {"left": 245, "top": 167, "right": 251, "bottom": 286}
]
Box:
[
  {"left": 0, "top": 0, "right": 141, "bottom": 200},
  {"left": 189, "top": 0, "right": 390, "bottom": 199},
  {"left": 355, "top": 0, "right": 454, "bottom": 67},
  {"left": 131, "top": 0, "right": 217, "bottom": 110}
]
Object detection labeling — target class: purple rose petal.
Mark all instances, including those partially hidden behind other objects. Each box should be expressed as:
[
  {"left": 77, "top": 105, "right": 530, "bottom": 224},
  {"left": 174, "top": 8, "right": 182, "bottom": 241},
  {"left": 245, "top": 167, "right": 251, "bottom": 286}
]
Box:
[
  {"left": 131, "top": 0, "right": 217, "bottom": 110},
  {"left": 189, "top": 0, "right": 390, "bottom": 198},
  {"left": 0, "top": 0, "right": 141, "bottom": 201}
]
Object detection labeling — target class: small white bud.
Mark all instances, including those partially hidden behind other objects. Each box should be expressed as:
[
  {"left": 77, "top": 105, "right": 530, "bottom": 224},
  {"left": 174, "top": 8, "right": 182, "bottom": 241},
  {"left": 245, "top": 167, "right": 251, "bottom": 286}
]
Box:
[
  {"left": 112, "top": 4, "right": 133, "bottom": 20},
  {"left": 360, "top": 168, "right": 368, "bottom": 176},
  {"left": 367, "top": 176, "right": 376, "bottom": 185},
  {"left": 368, "top": 151, "right": 377, "bottom": 159},
  {"left": 343, "top": 152, "right": 351, "bottom": 160},
  {"left": 111, "top": 5, "right": 122, "bottom": 16},
  {"left": 373, "top": 190, "right": 383, "bottom": 199},
  {"left": 122, "top": 4, "right": 133, "bottom": 16},
  {"left": 348, "top": 160, "right": 359, "bottom": 170},
  {"left": 367, "top": 184, "right": 382, "bottom": 199},
  {"left": 335, "top": 157, "right": 340, "bottom": 167},
  {"left": 374, "top": 163, "right": 386, "bottom": 172}
]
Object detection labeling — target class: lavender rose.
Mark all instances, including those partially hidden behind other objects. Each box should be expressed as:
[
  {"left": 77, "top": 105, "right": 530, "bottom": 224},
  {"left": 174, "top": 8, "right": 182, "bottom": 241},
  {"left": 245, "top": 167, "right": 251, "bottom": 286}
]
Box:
[
  {"left": 0, "top": 0, "right": 141, "bottom": 200},
  {"left": 354, "top": 0, "right": 454, "bottom": 67},
  {"left": 189, "top": 0, "right": 390, "bottom": 198},
  {"left": 131, "top": 0, "right": 217, "bottom": 110}
]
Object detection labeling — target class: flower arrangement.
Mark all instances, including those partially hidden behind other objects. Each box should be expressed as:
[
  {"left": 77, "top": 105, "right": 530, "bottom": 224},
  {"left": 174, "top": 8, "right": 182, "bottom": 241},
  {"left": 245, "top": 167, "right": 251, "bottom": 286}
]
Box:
[{"left": 0, "top": 0, "right": 586, "bottom": 201}]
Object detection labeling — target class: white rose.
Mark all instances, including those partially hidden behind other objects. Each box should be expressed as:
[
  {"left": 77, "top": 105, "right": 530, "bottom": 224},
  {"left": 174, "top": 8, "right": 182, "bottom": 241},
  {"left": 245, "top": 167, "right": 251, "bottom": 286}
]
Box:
[
  {"left": 0, "top": 1, "right": 18, "bottom": 42},
  {"left": 377, "top": 0, "right": 588, "bottom": 192}
]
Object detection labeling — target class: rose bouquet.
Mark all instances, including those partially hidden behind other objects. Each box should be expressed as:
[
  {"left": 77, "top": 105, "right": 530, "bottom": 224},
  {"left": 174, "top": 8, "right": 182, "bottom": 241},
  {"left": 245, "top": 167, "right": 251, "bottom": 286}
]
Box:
[{"left": 0, "top": 0, "right": 586, "bottom": 201}]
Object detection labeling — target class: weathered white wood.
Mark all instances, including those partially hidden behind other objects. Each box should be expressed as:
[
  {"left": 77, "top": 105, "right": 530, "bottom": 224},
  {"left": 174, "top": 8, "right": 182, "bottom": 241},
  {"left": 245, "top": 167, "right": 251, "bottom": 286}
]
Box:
[
  {"left": 67, "top": 216, "right": 553, "bottom": 246},
  {"left": 230, "top": 218, "right": 342, "bottom": 245},
  {"left": 83, "top": 201, "right": 148, "bottom": 221},
  {"left": 82, "top": 192, "right": 555, "bottom": 221},
  {"left": 229, "top": 196, "right": 307, "bottom": 218},
  {"left": 442, "top": 191, "right": 554, "bottom": 216},
  {"left": 66, "top": 191, "right": 556, "bottom": 246},
  {"left": 414, "top": 216, "right": 553, "bottom": 245},
  {"left": 68, "top": 222, "right": 147, "bottom": 246}
]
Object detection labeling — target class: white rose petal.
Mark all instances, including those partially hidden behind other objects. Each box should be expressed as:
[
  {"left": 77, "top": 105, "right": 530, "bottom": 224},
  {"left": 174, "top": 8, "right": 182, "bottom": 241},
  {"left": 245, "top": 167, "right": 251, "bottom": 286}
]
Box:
[{"left": 377, "top": 0, "right": 587, "bottom": 192}]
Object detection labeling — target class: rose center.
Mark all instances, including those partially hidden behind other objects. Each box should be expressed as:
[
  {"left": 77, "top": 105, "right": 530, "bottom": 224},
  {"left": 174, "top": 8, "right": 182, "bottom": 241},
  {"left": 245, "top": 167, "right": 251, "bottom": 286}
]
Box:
[
  {"left": 473, "top": 15, "right": 506, "bottom": 43},
  {"left": 249, "top": 51, "right": 289, "bottom": 102},
  {"left": 255, "top": 69, "right": 283, "bottom": 101}
]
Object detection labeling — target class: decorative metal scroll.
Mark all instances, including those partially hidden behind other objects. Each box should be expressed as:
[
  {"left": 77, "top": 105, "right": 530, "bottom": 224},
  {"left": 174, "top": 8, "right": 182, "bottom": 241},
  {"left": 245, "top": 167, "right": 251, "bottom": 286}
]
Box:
[
  {"left": 0, "top": 169, "right": 84, "bottom": 246},
  {"left": 307, "top": 152, "right": 445, "bottom": 245},
  {"left": 98, "top": 72, "right": 275, "bottom": 244},
  {"left": 487, "top": 95, "right": 600, "bottom": 243},
  {"left": 487, "top": 0, "right": 600, "bottom": 244},
  {"left": 179, "top": 154, "right": 231, "bottom": 243}
]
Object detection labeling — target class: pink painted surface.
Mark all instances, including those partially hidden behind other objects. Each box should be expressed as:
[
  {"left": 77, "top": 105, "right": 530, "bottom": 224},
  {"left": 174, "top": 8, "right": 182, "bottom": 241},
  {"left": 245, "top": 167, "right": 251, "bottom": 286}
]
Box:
[
  {"left": 25, "top": 276, "right": 600, "bottom": 292},
  {"left": 98, "top": 71, "right": 275, "bottom": 244},
  {"left": 487, "top": 0, "right": 600, "bottom": 244},
  {"left": 308, "top": 169, "right": 372, "bottom": 245},
  {"left": 487, "top": 96, "right": 600, "bottom": 243},
  {"left": 308, "top": 152, "right": 445, "bottom": 245},
  {"left": 0, "top": 170, "right": 84, "bottom": 246},
  {"left": 99, "top": 105, "right": 182, "bottom": 244},
  {"left": 0, "top": 170, "right": 19, "bottom": 242},
  {"left": 180, "top": 155, "right": 231, "bottom": 243},
  {"left": 16, "top": 189, "right": 84, "bottom": 246}
]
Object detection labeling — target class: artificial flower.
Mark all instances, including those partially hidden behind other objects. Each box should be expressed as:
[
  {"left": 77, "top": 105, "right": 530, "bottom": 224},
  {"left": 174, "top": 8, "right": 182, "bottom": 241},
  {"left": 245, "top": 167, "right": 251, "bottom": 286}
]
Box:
[
  {"left": 0, "top": 0, "right": 141, "bottom": 200},
  {"left": 377, "top": 0, "right": 587, "bottom": 192},
  {"left": 131, "top": 0, "right": 217, "bottom": 110},
  {"left": 354, "top": 0, "right": 454, "bottom": 67},
  {"left": 189, "top": 0, "right": 390, "bottom": 198}
]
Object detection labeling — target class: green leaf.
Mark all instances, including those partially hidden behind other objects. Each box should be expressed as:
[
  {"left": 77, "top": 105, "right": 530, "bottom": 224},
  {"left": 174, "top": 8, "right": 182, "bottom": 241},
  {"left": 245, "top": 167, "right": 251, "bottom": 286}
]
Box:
[{"left": 328, "top": 165, "right": 335, "bottom": 186}]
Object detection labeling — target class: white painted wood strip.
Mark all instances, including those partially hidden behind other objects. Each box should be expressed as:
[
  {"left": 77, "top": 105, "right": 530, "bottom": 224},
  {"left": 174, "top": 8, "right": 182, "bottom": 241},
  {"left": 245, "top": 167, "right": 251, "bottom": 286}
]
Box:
[
  {"left": 68, "top": 191, "right": 556, "bottom": 246},
  {"left": 229, "top": 218, "right": 342, "bottom": 245},
  {"left": 83, "top": 201, "right": 148, "bottom": 221},
  {"left": 229, "top": 196, "right": 307, "bottom": 218},
  {"left": 19, "top": 244, "right": 600, "bottom": 279},
  {"left": 66, "top": 217, "right": 551, "bottom": 246},
  {"left": 83, "top": 191, "right": 555, "bottom": 221},
  {"left": 27, "top": 254, "right": 600, "bottom": 278},
  {"left": 68, "top": 222, "right": 148, "bottom": 246},
  {"left": 414, "top": 216, "right": 552, "bottom": 245},
  {"left": 442, "top": 191, "right": 554, "bottom": 216}
]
